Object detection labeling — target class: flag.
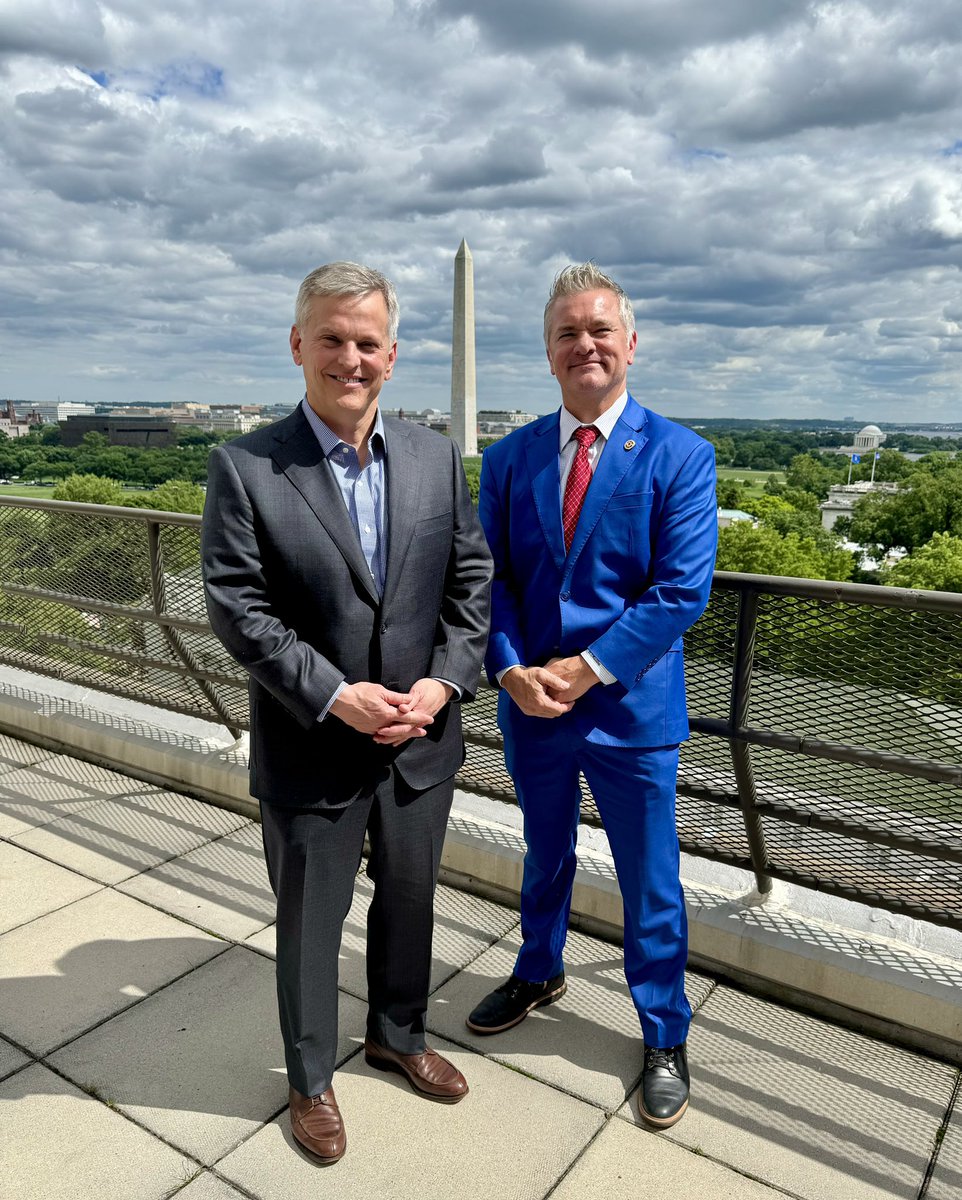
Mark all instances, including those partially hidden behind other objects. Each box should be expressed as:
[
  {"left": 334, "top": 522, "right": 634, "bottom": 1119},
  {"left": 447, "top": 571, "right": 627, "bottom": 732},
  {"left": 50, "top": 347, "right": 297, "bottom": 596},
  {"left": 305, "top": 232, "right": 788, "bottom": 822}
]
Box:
[
  {"left": 875, "top": 451, "right": 881, "bottom": 460},
  {"left": 851, "top": 453, "right": 861, "bottom": 463}
]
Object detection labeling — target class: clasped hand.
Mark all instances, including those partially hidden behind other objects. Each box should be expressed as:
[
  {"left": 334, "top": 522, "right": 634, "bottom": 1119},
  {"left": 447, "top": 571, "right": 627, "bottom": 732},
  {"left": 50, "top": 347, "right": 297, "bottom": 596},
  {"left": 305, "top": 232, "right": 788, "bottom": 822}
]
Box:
[
  {"left": 330, "top": 679, "right": 453, "bottom": 746},
  {"left": 501, "top": 655, "right": 598, "bottom": 719}
]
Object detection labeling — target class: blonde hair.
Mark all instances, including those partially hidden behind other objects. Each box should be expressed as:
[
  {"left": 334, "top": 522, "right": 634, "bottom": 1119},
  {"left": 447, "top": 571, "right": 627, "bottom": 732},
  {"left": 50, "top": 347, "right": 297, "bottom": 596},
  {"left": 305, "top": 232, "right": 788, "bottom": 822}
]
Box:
[{"left": 543, "top": 262, "right": 635, "bottom": 345}]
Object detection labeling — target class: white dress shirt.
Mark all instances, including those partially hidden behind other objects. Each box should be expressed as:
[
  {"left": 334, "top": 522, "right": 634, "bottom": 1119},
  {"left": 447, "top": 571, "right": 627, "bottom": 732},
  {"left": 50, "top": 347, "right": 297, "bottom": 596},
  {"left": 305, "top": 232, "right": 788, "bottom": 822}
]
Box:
[{"left": 498, "top": 393, "right": 628, "bottom": 689}]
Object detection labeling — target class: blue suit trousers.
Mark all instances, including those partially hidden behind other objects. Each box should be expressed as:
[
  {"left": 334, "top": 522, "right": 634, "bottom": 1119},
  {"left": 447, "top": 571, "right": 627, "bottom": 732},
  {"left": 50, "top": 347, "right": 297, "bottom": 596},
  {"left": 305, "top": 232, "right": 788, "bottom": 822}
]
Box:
[{"left": 504, "top": 717, "right": 691, "bottom": 1048}]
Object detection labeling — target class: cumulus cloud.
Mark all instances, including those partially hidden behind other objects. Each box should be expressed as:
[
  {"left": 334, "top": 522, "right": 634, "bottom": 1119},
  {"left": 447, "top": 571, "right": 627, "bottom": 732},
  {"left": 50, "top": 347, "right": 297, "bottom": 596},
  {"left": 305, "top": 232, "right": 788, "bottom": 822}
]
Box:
[{"left": 0, "top": 0, "right": 960, "bottom": 421}]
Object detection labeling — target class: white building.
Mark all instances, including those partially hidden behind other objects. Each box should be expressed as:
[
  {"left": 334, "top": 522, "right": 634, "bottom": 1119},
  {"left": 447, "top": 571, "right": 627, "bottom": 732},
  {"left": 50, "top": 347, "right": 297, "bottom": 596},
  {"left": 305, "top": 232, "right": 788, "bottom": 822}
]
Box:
[
  {"left": 30, "top": 401, "right": 96, "bottom": 424},
  {"left": 833, "top": 423, "right": 887, "bottom": 458},
  {"left": 717, "top": 508, "right": 756, "bottom": 529},
  {"left": 820, "top": 481, "right": 900, "bottom": 530}
]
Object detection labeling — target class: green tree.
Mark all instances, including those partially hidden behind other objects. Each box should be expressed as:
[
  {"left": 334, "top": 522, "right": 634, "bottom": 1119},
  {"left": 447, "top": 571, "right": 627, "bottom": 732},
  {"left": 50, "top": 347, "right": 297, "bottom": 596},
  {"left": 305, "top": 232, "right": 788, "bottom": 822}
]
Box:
[
  {"left": 784, "top": 453, "right": 841, "bottom": 497},
  {"left": 53, "top": 475, "right": 126, "bottom": 505},
  {"left": 462, "top": 457, "right": 481, "bottom": 505},
  {"left": 716, "top": 480, "right": 743, "bottom": 509},
  {"left": 716, "top": 523, "right": 853, "bottom": 581},
  {"left": 885, "top": 533, "right": 962, "bottom": 593},
  {"left": 125, "top": 480, "right": 206, "bottom": 515},
  {"left": 707, "top": 435, "right": 735, "bottom": 466},
  {"left": 848, "top": 464, "right": 962, "bottom": 554}
]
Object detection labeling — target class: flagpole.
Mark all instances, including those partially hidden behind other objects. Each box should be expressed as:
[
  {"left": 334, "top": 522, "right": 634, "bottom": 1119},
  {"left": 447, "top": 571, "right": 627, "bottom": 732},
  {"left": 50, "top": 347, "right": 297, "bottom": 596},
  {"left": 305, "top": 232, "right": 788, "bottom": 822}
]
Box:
[{"left": 870, "top": 451, "right": 877, "bottom": 484}]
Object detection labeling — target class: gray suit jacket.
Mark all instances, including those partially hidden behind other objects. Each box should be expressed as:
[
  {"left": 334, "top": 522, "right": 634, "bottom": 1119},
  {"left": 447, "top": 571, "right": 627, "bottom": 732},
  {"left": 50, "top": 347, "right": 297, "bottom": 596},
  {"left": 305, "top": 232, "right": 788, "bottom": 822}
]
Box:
[{"left": 201, "top": 406, "right": 492, "bottom": 808}]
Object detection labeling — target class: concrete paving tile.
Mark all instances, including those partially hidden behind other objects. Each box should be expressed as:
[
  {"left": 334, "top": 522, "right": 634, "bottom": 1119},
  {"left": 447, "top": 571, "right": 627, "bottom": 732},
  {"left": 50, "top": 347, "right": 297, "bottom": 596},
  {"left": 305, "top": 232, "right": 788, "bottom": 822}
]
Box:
[
  {"left": 0, "top": 733, "right": 56, "bottom": 773},
  {"left": 49, "top": 944, "right": 367, "bottom": 1165},
  {"left": 0, "top": 1036, "right": 31, "bottom": 1081},
  {"left": 118, "top": 821, "right": 275, "bottom": 940},
  {"left": 217, "top": 1037, "right": 604, "bottom": 1200},
  {"left": 174, "top": 1173, "right": 253, "bottom": 1200},
  {"left": 0, "top": 1063, "right": 194, "bottom": 1200},
  {"left": 338, "top": 875, "right": 521, "bottom": 1001},
  {"left": 552, "top": 1115, "right": 778, "bottom": 1200},
  {"left": 0, "top": 887, "right": 224, "bottom": 1054},
  {"left": 430, "top": 929, "right": 712, "bottom": 1111},
  {"left": 927, "top": 1088, "right": 962, "bottom": 1200},
  {"left": 0, "top": 840, "right": 101, "bottom": 932},
  {"left": 0, "top": 755, "right": 153, "bottom": 836},
  {"left": 623, "top": 985, "right": 956, "bottom": 1200},
  {"left": 245, "top": 922, "right": 275, "bottom": 956},
  {"left": 12, "top": 790, "right": 248, "bottom": 884}
]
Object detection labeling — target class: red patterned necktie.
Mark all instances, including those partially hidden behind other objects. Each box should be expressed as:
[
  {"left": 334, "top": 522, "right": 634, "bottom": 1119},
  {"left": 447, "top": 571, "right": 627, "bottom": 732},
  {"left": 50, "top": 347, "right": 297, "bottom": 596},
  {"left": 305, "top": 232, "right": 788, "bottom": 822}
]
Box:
[{"left": 562, "top": 425, "right": 599, "bottom": 552}]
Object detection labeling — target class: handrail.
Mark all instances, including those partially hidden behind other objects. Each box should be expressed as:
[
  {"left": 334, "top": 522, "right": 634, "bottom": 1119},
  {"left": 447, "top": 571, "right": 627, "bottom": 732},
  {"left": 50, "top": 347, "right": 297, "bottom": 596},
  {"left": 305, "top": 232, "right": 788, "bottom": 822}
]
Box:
[{"left": 0, "top": 495, "right": 959, "bottom": 931}]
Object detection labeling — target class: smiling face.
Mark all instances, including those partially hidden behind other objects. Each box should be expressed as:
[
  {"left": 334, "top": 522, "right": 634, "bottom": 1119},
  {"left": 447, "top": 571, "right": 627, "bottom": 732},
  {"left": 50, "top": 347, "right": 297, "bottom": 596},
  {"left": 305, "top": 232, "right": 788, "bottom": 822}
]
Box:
[
  {"left": 545, "top": 288, "right": 637, "bottom": 421},
  {"left": 290, "top": 290, "right": 397, "bottom": 439}
]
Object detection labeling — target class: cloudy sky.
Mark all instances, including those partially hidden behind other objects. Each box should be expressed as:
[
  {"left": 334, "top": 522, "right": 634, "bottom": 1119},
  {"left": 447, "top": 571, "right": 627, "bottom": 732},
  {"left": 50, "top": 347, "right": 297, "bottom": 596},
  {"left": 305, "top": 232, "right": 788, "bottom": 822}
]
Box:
[{"left": 1, "top": 0, "right": 961, "bottom": 423}]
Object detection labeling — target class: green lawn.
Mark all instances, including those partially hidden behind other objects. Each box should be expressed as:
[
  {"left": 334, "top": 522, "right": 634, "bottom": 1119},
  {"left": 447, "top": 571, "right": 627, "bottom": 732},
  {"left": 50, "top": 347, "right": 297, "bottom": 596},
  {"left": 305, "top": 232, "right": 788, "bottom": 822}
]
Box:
[
  {"left": 0, "top": 484, "right": 59, "bottom": 499},
  {"left": 716, "top": 466, "right": 785, "bottom": 500}
]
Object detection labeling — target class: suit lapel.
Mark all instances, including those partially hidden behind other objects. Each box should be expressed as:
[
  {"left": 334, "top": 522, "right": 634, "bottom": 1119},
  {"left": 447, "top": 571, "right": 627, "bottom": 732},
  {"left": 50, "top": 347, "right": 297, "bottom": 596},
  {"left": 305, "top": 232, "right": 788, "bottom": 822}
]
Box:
[
  {"left": 269, "top": 408, "right": 380, "bottom": 606},
  {"left": 380, "top": 420, "right": 421, "bottom": 611},
  {"left": 526, "top": 412, "right": 566, "bottom": 571},
  {"left": 563, "top": 395, "right": 649, "bottom": 579}
]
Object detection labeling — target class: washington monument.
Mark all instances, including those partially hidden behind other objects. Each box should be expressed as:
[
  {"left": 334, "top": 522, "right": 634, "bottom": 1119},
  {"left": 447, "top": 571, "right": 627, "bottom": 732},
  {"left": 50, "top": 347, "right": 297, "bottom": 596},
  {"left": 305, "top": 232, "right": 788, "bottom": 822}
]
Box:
[{"left": 450, "top": 239, "right": 477, "bottom": 457}]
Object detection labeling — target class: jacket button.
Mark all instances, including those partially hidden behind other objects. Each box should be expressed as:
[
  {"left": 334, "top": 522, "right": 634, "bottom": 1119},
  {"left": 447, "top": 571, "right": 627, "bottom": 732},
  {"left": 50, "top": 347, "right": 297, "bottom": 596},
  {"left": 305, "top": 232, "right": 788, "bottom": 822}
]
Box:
[
  {"left": 380, "top": 623, "right": 388, "bottom": 634},
  {"left": 560, "top": 592, "right": 570, "bottom": 602}
]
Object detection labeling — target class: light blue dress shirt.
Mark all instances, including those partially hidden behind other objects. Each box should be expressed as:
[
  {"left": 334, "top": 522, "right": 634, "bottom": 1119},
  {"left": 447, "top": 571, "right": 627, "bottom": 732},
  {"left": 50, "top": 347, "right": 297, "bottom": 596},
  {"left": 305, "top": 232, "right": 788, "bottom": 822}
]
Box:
[
  {"left": 300, "top": 398, "right": 459, "bottom": 721},
  {"left": 301, "top": 397, "right": 387, "bottom": 595}
]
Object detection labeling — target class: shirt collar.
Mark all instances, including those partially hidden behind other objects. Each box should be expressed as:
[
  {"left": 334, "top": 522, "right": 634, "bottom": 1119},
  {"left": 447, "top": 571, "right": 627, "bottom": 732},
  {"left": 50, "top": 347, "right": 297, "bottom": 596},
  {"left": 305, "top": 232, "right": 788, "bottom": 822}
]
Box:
[
  {"left": 559, "top": 391, "right": 628, "bottom": 450},
  {"left": 300, "top": 395, "right": 386, "bottom": 459}
]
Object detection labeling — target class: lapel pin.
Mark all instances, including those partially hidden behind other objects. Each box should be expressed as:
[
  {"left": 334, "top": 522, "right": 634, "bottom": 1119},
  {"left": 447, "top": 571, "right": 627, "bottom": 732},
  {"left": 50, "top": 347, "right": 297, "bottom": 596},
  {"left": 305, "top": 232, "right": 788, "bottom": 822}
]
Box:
[{"left": 624, "top": 439, "right": 636, "bottom": 451}]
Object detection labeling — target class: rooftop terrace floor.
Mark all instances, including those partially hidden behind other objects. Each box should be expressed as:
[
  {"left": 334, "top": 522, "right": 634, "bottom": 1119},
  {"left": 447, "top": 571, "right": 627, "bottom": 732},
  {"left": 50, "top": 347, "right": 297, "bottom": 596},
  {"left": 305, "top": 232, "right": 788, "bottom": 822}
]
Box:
[{"left": 1, "top": 735, "right": 960, "bottom": 1200}]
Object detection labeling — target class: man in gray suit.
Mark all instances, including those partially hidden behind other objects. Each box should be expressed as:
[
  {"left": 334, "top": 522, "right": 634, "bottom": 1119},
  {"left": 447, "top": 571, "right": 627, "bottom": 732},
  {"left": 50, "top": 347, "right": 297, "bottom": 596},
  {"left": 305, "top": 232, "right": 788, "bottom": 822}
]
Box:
[{"left": 202, "top": 262, "right": 492, "bottom": 1164}]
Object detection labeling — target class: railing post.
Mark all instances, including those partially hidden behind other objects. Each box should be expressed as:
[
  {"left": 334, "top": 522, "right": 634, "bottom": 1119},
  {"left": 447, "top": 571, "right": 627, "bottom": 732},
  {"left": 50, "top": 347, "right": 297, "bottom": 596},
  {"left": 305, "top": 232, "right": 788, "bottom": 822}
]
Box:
[
  {"left": 146, "top": 519, "right": 242, "bottom": 738},
  {"left": 729, "top": 586, "right": 773, "bottom": 894}
]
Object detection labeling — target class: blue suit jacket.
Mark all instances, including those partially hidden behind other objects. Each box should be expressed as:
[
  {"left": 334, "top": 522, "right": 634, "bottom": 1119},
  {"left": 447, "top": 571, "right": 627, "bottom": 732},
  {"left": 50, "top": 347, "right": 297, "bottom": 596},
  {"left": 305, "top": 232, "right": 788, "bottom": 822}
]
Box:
[{"left": 478, "top": 394, "right": 717, "bottom": 748}]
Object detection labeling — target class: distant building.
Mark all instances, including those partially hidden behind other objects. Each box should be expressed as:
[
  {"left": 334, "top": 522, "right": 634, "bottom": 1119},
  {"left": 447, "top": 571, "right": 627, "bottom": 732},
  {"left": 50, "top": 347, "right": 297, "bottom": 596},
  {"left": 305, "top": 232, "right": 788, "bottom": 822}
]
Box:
[
  {"left": 717, "top": 508, "right": 756, "bottom": 529},
  {"left": 478, "top": 410, "right": 537, "bottom": 440},
  {"left": 819, "top": 481, "right": 899, "bottom": 530},
  {"left": 382, "top": 408, "right": 451, "bottom": 434},
  {"left": 59, "top": 414, "right": 177, "bottom": 448},
  {"left": 206, "top": 406, "right": 265, "bottom": 434},
  {"left": 832, "top": 423, "right": 886, "bottom": 458},
  {"left": 0, "top": 400, "right": 35, "bottom": 439},
  {"left": 28, "top": 400, "right": 96, "bottom": 425},
  {"left": 381, "top": 406, "right": 536, "bottom": 445}
]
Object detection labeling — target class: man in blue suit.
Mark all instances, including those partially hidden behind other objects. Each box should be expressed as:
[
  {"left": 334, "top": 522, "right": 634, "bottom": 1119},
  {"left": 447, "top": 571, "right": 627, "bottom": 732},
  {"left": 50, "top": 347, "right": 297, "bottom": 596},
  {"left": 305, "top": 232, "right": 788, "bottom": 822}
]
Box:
[{"left": 466, "top": 263, "right": 717, "bottom": 1129}]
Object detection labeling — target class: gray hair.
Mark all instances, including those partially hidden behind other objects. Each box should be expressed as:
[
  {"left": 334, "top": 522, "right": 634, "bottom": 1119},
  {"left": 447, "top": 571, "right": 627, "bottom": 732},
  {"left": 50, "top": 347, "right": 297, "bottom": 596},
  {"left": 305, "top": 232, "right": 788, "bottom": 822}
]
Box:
[
  {"left": 543, "top": 262, "right": 635, "bottom": 345},
  {"left": 294, "top": 261, "right": 400, "bottom": 343}
]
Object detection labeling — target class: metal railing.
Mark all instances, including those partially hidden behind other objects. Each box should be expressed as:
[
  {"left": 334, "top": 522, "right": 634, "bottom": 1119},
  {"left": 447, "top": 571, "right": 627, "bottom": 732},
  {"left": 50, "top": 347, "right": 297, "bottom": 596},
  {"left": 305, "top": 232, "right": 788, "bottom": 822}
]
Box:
[{"left": 1, "top": 496, "right": 960, "bottom": 931}]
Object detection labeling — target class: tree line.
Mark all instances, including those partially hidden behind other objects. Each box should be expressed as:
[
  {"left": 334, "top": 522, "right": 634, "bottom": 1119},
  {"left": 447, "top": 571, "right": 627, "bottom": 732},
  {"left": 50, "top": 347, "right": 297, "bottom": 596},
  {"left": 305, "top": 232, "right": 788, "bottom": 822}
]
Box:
[
  {"left": 714, "top": 449, "right": 962, "bottom": 593},
  {"left": 2, "top": 423, "right": 959, "bottom": 592},
  {"left": 0, "top": 425, "right": 233, "bottom": 489}
]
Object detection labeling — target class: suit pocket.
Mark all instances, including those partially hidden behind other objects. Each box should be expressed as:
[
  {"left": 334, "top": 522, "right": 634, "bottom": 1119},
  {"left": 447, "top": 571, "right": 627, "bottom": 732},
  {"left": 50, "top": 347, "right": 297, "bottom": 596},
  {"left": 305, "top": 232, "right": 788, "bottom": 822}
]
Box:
[
  {"left": 414, "top": 510, "right": 453, "bottom": 537},
  {"left": 607, "top": 489, "right": 654, "bottom": 511}
]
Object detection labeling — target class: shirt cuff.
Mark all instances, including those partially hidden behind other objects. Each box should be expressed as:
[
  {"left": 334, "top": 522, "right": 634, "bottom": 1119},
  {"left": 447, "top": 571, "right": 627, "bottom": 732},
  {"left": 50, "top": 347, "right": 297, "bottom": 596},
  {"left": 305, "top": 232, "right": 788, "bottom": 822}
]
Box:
[
  {"left": 433, "top": 678, "right": 462, "bottom": 701},
  {"left": 495, "top": 664, "right": 522, "bottom": 686},
  {"left": 581, "top": 649, "right": 616, "bottom": 685},
  {"left": 317, "top": 681, "right": 347, "bottom": 722}
]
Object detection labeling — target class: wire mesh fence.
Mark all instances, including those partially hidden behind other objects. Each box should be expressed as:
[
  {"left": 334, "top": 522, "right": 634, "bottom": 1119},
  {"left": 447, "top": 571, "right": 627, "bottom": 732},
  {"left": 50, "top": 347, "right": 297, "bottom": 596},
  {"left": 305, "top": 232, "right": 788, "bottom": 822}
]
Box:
[{"left": 1, "top": 498, "right": 959, "bottom": 929}]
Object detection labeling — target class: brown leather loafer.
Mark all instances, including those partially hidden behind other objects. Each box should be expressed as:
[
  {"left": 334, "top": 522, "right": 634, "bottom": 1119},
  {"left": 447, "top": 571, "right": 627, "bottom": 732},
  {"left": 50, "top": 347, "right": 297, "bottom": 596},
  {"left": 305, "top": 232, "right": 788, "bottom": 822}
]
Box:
[
  {"left": 364, "top": 1038, "right": 468, "bottom": 1103},
  {"left": 289, "top": 1085, "right": 346, "bottom": 1164}
]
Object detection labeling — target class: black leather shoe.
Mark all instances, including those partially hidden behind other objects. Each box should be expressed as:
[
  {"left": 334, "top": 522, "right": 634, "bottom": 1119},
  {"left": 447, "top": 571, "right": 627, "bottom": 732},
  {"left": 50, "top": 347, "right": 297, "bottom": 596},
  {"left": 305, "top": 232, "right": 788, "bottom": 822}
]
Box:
[
  {"left": 639, "top": 1043, "right": 689, "bottom": 1128},
  {"left": 466, "top": 972, "right": 566, "bottom": 1034}
]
